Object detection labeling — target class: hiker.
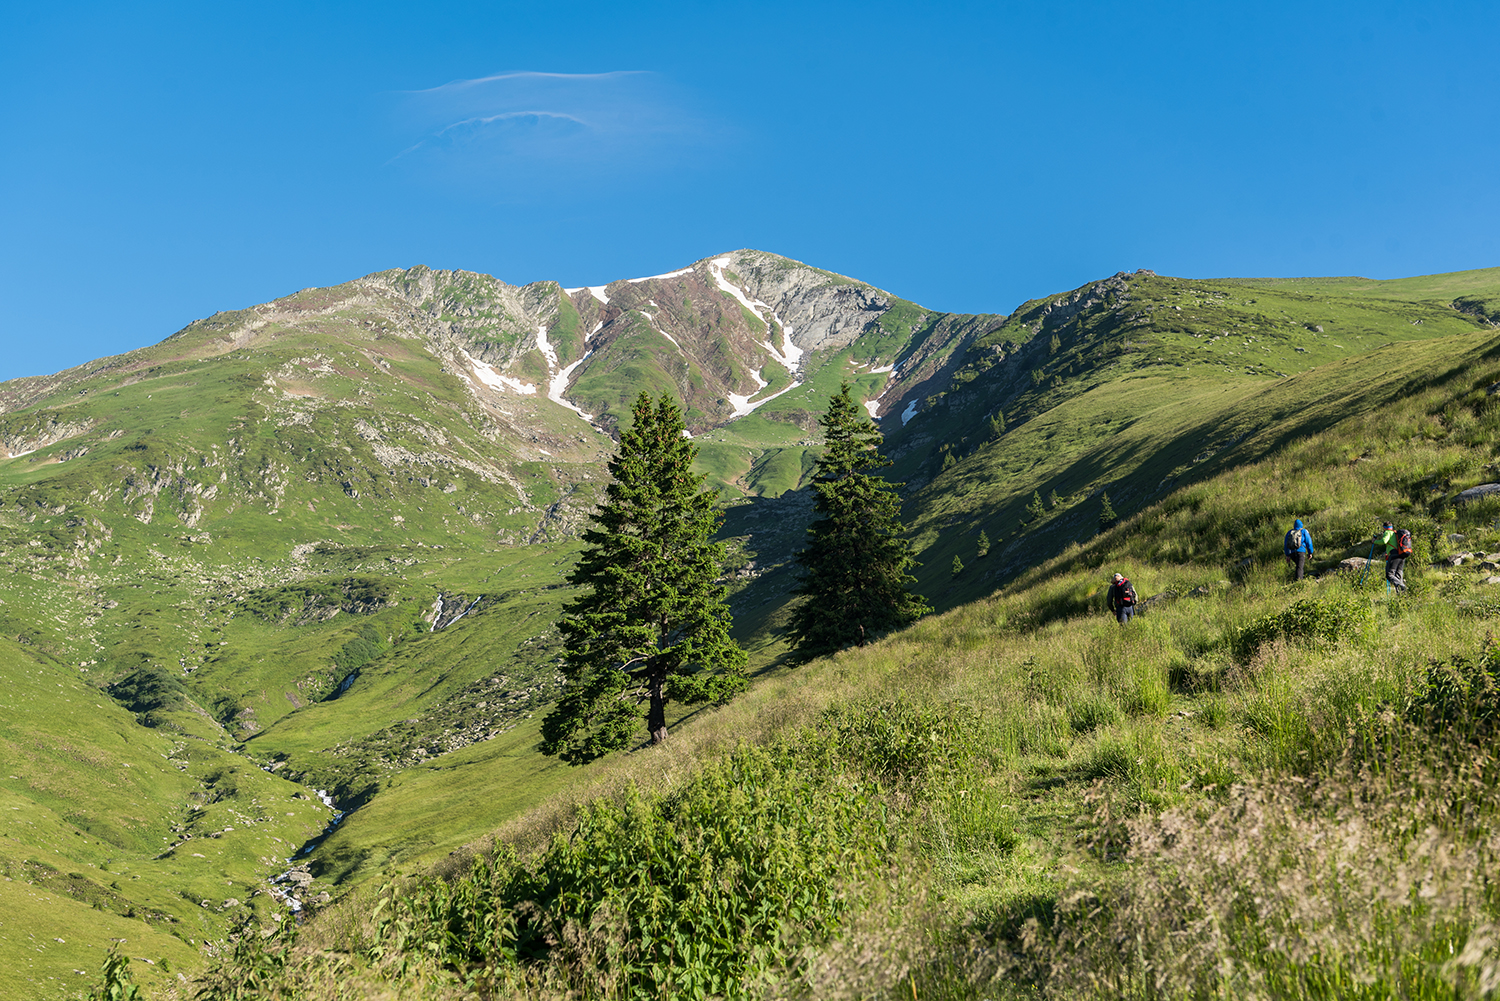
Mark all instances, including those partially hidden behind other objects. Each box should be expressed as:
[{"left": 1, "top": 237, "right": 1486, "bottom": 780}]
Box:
[
  {"left": 1283, "top": 518, "right": 1314, "bottom": 580},
  {"left": 1107, "top": 572, "right": 1137, "bottom": 625},
  {"left": 1376, "top": 520, "right": 1412, "bottom": 593}
]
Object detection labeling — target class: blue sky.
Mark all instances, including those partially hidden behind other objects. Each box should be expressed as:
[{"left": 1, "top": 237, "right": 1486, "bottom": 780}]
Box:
[{"left": 3, "top": 0, "right": 1497, "bottom": 381}]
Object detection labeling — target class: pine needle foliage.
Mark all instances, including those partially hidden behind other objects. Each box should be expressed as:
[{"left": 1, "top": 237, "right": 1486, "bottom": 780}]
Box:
[
  {"left": 788, "top": 384, "right": 929, "bottom": 663},
  {"left": 541, "top": 393, "right": 746, "bottom": 764}
]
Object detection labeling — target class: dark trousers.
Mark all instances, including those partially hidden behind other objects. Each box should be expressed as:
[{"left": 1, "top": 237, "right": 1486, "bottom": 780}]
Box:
[
  {"left": 1386, "top": 557, "right": 1406, "bottom": 592},
  {"left": 1115, "top": 605, "right": 1134, "bottom": 625},
  {"left": 1286, "top": 552, "right": 1307, "bottom": 580}
]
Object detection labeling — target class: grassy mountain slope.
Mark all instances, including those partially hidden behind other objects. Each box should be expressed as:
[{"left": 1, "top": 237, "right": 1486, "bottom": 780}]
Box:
[
  {"left": 876, "top": 269, "right": 1497, "bottom": 608},
  {"left": 0, "top": 249, "right": 989, "bottom": 995},
  {"left": 6, "top": 257, "right": 1500, "bottom": 997},
  {"left": 166, "top": 308, "right": 1500, "bottom": 1000}
]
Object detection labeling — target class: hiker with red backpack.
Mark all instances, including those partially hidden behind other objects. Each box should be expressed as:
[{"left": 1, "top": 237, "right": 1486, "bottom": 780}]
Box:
[
  {"left": 1376, "top": 520, "right": 1413, "bottom": 593},
  {"left": 1283, "top": 518, "right": 1314, "bottom": 581},
  {"left": 1107, "top": 572, "right": 1137, "bottom": 624}
]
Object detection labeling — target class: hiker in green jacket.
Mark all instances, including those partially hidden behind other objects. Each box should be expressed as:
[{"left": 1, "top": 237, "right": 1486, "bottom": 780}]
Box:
[{"left": 1374, "top": 520, "right": 1412, "bottom": 593}]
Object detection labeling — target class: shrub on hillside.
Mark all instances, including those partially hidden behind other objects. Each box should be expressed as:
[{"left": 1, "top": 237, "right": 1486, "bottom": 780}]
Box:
[
  {"left": 1232, "top": 595, "right": 1372, "bottom": 659},
  {"left": 363, "top": 742, "right": 894, "bottom": 1000},
  {"left": 813, "top": 698, "right": 984, "bottom": 784},
  {"left": 107, "top": 664, "right": 185, "bottom": 726},
  {"left": 1411, "top": 644, "right": 1500, "bottom": 743}
]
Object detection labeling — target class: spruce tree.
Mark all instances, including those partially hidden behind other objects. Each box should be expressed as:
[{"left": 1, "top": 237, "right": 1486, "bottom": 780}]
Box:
[
  {"left": 788, "top": 384, "right": 929, "bottom": 662},
  {"left": 977, "top": 529, "right": 990, "bottom": 558},
  {"left": 1026, "top": 490, "right": 1046, "bottom": 521},
  {"left": 1099, "top": 491, "right": 1118, "bottom": 530},
  {"left": 951, "top": 555, "right": 965, "bottom": 576},
  {"left": 540, "top": 393, "right": 746, "bottom": 764}
]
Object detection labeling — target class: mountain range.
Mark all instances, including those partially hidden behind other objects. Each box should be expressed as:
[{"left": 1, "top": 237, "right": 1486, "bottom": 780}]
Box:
[{"left": 2, "top": 250, "right": 1498, "bottom": 998}]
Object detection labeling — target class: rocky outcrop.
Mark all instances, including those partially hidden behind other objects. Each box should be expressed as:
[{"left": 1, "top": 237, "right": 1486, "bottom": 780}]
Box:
[
  {"left": 0, "top": 411, "right": 96, "bottom": 458},
  {"left": 725, "top": 250, "right": 896, "bottom": 353}
]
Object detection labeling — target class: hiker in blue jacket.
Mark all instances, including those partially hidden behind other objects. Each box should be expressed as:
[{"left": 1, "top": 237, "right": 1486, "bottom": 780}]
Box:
[{"left": 1283, "top": 518, "right": 1314, "bottom": 581}]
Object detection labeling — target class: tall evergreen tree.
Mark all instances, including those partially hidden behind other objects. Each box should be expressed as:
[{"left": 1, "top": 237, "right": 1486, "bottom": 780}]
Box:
[
  {"left": 788, "top": 384, "right": 929, "bottom": 662},
  {"left": 540, "top": 393, "right": 746, "bottom": 764}
]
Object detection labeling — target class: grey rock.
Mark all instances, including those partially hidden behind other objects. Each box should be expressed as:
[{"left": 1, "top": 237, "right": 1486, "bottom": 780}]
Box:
[{"left": 1456, "top": 483, "right": 1500, "bottom": 505}]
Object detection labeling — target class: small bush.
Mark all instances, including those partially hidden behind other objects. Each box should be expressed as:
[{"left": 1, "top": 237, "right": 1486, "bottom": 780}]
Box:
[
  {"left": 815, "top": 698, "right": 984, "bottom": 783},
  {"left": 366, "top": 741, "right": 896, "bottom": 1000},
  {"left": 1411, "top": 644, "right": 1500, "bottom": 742},
  {"left": 1232, "top": 594, "right": 1372, "bottom": 659}
]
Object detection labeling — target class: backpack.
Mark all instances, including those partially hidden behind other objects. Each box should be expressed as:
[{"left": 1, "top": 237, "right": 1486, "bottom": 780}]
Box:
[
  {"left": 1394, "top": 528, "right": 1413, "bottom": 557},
  {"left": 1284, "top": 528, "right": 1307, "bottom": 554},
  {"left": 1120, "top": 581, "right": 1136, "bottom": 604}
]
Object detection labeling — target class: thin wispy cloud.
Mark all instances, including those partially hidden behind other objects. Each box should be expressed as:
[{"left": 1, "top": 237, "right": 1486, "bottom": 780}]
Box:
[{"left": 389, "top": 69, "right": 725, "bottom": 197}]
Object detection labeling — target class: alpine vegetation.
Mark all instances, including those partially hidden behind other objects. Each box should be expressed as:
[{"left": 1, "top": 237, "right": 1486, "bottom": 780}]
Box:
[
  {"left": 540, "top": 392, "right": 747, "bottom": 763},
  {"left": 788, "top": 383, "right": 929, "bottom": 662}
]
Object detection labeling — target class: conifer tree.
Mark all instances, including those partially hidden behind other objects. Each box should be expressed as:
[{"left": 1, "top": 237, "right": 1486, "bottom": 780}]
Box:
[
  {"left": 1026, "top": 490, "right": 1046, "bottom": 521},
  {"left": 788, "top": 384, "right": 929, "bottom": 662},
  {"left": 988, "top": 410, "right": 1006, "bottom": 441},
  {"left": 977, "top": 529, "right": 990, "bottom": 558},
  {"left": 1099, "top": 490, "right": 1118, "bottom": 530},
  {"left": 951, "top": 555, "right": 965, "bottom": 576},
  {"left": 541, "top": 393, "right": 746, "bottom": 764}
]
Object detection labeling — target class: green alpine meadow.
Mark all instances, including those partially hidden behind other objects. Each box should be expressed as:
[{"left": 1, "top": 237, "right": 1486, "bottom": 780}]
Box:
[{"left": 3, "top": 251, "right": 1500, "bottom": 999}]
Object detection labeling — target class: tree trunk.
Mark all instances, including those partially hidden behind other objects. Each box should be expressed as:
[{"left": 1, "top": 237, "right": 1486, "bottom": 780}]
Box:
[{"left": 647, "top": 670, "right": 668, "bottom": 745}]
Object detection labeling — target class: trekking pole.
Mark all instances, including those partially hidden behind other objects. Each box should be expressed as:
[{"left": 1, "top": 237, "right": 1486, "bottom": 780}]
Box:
[{"left": 1356, "top": 542, "right": 1377, "bottom": 587}]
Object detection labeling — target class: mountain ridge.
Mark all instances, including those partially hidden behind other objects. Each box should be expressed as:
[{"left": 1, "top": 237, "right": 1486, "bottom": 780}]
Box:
[{"left": 3, "top": 254, "right": 1500, "bottom": 997}]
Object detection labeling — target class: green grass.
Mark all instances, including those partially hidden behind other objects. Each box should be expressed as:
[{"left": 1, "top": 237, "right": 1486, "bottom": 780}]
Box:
[{"left": 173, "top": 293, "right": 1500, "bottom": 998}]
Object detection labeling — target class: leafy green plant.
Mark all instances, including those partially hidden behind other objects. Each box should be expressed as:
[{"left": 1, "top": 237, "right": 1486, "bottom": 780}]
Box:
[
  {"left": 367, "top": 741, "right": 893, "bottom": 1000},
  {"left": 87, "top": 947, "right": 142, "bottom": 1001},
  {"left": 1232, "top": 594, "right": 1372, "bottom": 659},
  {"left": 192, "top": 913, "right": 309, "bottom": 1001},
  {"left": 1411, "top": 643, "right": 1500, "bottom": 741}
]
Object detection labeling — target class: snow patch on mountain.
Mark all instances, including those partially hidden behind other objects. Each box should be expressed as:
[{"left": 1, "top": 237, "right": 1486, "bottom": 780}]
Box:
[
  {"left": 550, "top": 354, "right": 594, "bottom": 421},
  {"left": 726, "top": 369, "right": 769, "bottom": 418},
  {"left": 534, "top": 324, "right": 593, "bottom": 421},
  {"left": 708, "top": 255, "right": 804, "bottom": 384},
  {"left": 463, "top": 350, "right": 536, "bottom": 395}
]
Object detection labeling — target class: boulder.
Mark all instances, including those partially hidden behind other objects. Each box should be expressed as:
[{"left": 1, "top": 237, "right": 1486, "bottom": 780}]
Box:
[
  {"left": 1338, "top": 557, "right": 1373, "bottom": 572},
  {"left": 1456, "top": 483, "right": 1500, "bottom": 505},
  {"left": 1484, "top": 576, "right": 1500, "bottom": 586},
  {"left": 1137, "top": 590, "right": 1179, "bottom": 614}
]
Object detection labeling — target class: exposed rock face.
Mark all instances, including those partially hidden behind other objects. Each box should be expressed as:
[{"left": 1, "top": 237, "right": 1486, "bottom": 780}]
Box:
[
  {"left": 0, "top": 411, "right": 96, "bottom": 458},
  {"left": 726, "top": 250, "right": 897, "bottom": 353}
]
